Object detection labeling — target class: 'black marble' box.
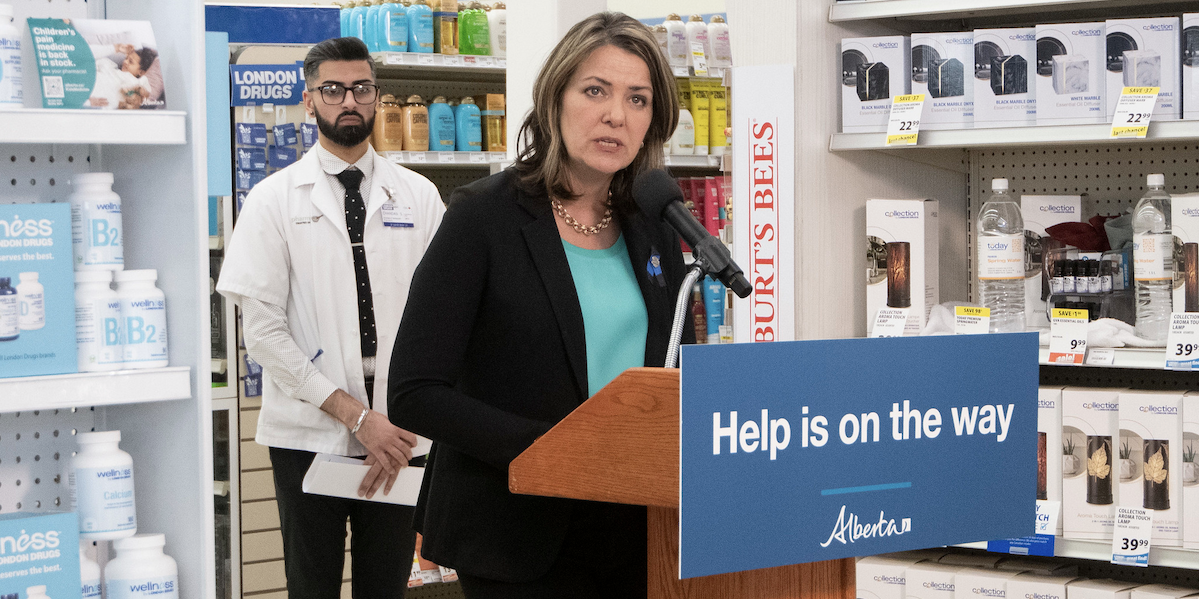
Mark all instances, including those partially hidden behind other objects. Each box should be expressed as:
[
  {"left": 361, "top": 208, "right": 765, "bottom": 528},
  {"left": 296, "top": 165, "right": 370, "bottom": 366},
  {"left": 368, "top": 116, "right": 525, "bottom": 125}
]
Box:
[
  {"left": 856, "top": 62, "right": 890, "bottom": 102},
  {"left": 929, "top": 58, "right": 964, "bottom": 98},
  {"left": 990, "top": 55, "right": 1028, "bottom": 95}
]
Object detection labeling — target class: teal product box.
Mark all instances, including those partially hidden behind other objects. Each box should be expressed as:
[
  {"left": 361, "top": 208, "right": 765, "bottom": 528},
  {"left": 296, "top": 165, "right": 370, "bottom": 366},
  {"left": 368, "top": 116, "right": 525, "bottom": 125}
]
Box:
[
  {"left": 0, "top": 203, "right": 78, "bottom": 377},
  {"left": 0, "top": 511, "right": 83, "bottom": 599}
]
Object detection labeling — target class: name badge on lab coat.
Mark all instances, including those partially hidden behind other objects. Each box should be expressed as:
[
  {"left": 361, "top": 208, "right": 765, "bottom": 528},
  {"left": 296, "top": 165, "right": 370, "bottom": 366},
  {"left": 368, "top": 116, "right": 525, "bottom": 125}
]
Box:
[{"left": 380, "top": 202, "right": 415, "bottom": 228}]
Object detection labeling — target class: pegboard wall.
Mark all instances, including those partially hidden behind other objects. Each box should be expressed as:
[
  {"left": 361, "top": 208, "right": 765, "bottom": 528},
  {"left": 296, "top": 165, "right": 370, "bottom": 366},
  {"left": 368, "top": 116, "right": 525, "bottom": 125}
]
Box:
[
  {"left": 0, "top": 408, "right": 98, "bottom": 514},
  {"left": 1, "top": 145, "right": 95, "bottom": 204}
]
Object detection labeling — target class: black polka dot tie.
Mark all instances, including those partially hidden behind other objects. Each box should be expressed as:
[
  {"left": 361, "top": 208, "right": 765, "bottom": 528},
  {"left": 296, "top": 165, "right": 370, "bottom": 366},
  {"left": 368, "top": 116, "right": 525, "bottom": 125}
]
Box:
[{"left": 335, "top": 168, "right": 377, "bottom": 406}]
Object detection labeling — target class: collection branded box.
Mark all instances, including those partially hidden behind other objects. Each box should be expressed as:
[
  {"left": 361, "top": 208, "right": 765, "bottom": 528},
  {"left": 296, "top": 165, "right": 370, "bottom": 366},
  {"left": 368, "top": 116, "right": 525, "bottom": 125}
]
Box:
[
  {"left": 1131, "top": 585, "right": 1199, "bottom": 599},
  {"left": 996, "top": 557, "right": 1076, "bottom": 576},
  {"left": 911, "top": 32, "right": 974, "bottom": 129},
  {"left": 857, "top": 556, "right": 924, "bottom": 599},
  {"left": 882, "top": 549, "right": 950, "bottom": 562},
  {"left": 866, "top": 199, "right": 940, "bottom": 336},
  {"left": 0, "top": 511, "right": 82, "bottom": 599},
  {"left": 1038, "top": 387, "right": 1065, "bottom": 536},
  {"left": 1068, "top": 579, "right": 1140, "bottom": 599},
  {"left": 974, "top": 28, "right": 1037, "bottom": 128},
  {"left": 0, "top": 203, "right": 78, "bottom": 378},
  {"left": 1062, "top": 387, "right": 1122, "bottom": 540},
  {"left": 1006, "top": 573, "right": 1080, "bottom": 599},
  {"left": 954, "top": 568, "right": 1023, "bottom": 599},
  {"left": 1022, "top": 196, "right": 1082, "bottom": 328},
  {"left": 1185, "top": 392, "right": 1199, "bottom": 549},
  {"left": 906, "top": 563, "right": 964, "bottom": 599},
  {"left": 1185, "top": 15, "right": 1199, "bottom": 120},
  {"left": 841, "top": 36, "right": 911, "bottom": 133},
  {"left": 938, "top": 554, "right": 1002, "bottom": 569},
  {"left": 1171, "top": 193, "right": 1199, "bottom": 312},
  {"left": 1105, "top": 18, "right": 1181, "bottom": 122},
  {"left": 1035, "top": 24, "right": 1106, "bottom": 125},
  {"left": 1118, "top": 390, "right": 1184, "bottom": 546}
]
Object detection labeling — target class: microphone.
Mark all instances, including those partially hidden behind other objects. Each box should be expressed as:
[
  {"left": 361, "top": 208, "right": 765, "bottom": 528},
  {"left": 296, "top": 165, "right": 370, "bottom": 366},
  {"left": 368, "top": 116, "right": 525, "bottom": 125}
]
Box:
[{"left": 633, "top": 169, "right": 751, "bottom": 298}]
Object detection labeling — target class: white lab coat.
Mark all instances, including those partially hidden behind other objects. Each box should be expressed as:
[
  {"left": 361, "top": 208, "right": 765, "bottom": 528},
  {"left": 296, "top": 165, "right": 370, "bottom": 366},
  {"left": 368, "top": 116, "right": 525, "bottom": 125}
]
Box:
[{"left": 217, "top": 147, "right": 445, "bottom": 456}]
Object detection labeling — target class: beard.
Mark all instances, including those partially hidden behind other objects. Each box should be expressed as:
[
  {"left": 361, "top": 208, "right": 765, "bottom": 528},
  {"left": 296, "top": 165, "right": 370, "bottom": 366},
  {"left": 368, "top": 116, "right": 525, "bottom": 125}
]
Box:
[{"left": 315, "top": 108, "right": 375, "bottom": 148}]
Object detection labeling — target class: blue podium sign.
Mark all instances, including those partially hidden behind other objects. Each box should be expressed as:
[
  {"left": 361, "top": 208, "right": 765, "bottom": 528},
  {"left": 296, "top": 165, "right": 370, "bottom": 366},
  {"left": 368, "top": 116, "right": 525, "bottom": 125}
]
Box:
[{"left": 679, "top": 333, "right": 1038, "bottom": 578}]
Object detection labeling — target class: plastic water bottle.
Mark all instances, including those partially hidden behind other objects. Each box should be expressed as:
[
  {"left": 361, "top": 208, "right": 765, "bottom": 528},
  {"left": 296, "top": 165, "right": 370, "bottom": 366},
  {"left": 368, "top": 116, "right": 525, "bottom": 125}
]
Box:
[
  {"left": 977, "top": 178, "right": 1025, "bottom": 332},
  {"left": 1133, "top": 173, "right": 1172, "bottom": 342}
]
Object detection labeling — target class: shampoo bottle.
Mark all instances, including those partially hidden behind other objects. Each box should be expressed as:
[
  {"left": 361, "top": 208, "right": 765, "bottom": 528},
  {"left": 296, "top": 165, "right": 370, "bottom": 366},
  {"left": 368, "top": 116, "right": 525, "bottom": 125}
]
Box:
[
  {"left": 350, "top": 1, "right": 370, "bottom": 41},
  {"left": 373, "top": 94, "right": 405, "bottom": 152},
  {"left": 685, "top": 15, "right": 710, "bottom": 69},
  {"left": 458, "top": 2, "right": 490, "bottom": 55},
  {"left": 338, "top": 2, "right": 350, "bottom": 37},
  {"left": 365, "top": 0, "right": 385, "bottom": 51},
  {"left": 455, "top": 96, "right": 482, "bottom": 152},
  {"left": 488, "top": 2, "right": 506, "bottom": 58},
  {"left": 708, "top": 84, "right": 728, "bottom": 156},
  {"left": 707, "top": 15, "right": 732, "bottom": 68},
  {"left": 653, "top": 25, "right": 669, "bottom": 62},
  {"left": 689, "top": 81, "right": 710, "bottom": 155},
  {"left": 382, "top": 0, "right": 408, "bottom": 52},
  {"left": 664, "top": 14, "right": 688, "bottom": 69},
  {"left": 402, "top": 95, "right": 430, "bottom": 152},
  {"left": 428, "top": 96, "right": 456, "bottom": 151},
  {"left": 669, "top": 108, "right": 695, "bottom": 155},
  {"left": 408, "top": 0, "right": 434, "bottom": 53}
]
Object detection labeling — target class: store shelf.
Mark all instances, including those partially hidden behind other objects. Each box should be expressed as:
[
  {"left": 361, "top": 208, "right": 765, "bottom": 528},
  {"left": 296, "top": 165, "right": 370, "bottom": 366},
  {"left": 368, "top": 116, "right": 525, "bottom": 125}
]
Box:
[
  {"left": 0, "top": 367, "right": 191, "bottom": 412},
  {"left": 0, "top": 109, "right": 187, "bottom": 145},
  {"left": 665, "top": 154, "right": 726, "bottom": 169},
  {"left": 383, "top": 151, "right": 505, "bottom": 167},
  {"left": 831, "top": 120, "right": 1199, "bottom": 151},
  {"left": 1038, "top": 346, "right": 1166, "bottom": 369},
  {"left": 374, "top": 52, "right": 505, "bottom": 72},
  {"left": 960, "top": 537, "right": 1199, "bottom": 569},
  {"left": 828, "top": 0, "right": 1199, "bottom": 22}
]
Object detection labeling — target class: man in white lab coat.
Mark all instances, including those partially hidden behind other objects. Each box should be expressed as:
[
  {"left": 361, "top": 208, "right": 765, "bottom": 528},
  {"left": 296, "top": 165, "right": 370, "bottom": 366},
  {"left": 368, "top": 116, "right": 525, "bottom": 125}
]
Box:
[{"left": 217, "top": 37, "right": 445, "bottom": 598}]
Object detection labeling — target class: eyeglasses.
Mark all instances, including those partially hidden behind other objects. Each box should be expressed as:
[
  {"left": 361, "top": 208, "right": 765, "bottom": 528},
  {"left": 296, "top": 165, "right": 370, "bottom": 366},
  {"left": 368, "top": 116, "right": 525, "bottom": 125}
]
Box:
[{"left": 310, "top": 83, "right": 380, "bottom": 105}]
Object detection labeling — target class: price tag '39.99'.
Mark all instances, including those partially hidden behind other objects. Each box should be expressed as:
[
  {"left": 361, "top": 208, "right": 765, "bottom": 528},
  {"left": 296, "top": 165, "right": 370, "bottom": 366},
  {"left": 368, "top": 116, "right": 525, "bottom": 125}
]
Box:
[
  {"left": 1111, "top": 506, "right": 1153, "bottom": 567},
  {"left": 1110, "top": 86, "right": 1160, "bottom": 139},
  {"left": 886, "top": 94, "right": 925, "bottom": 146},
  {"left": 1048, "top": 308, "right": 1088, "bottom": 365},
  {"left": 1164, "top": 312, "right": 1199, "bottom": 370},
  {"left": 870, "top": 308, "right": 909, "bottom": 338}
]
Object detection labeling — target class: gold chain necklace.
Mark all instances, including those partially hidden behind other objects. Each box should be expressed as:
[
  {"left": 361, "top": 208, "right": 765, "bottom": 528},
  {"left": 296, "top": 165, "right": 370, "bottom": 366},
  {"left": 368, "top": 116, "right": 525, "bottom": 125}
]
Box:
[{"left": 551, "top": 196, "right": 613, "bottom": 236}]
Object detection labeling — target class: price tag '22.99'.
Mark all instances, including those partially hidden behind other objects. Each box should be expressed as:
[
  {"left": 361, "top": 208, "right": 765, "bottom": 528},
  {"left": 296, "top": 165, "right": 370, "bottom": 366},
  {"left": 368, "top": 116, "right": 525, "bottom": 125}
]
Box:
[
  {"left": 1110, "top": 86, "right": 1160, "bottom": 139},
  {"left": 886, "top": 94, "right": 925, "bottom": 146}
]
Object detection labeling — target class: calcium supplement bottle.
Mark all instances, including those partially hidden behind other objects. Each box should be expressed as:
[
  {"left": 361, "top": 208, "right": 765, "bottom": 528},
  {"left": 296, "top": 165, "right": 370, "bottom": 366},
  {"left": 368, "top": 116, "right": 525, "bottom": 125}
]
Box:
[
  {"left": 105, "top": 534, "right": 177, "bottom": 599},
  {"left": 71, "top": 430, "right": 137, "bottom": 539},
  {"left": 70, "top": 173, "right": 124, "bottom": 271},
  {"left": 114, "top": 269, "right": 167, "bottom": 368}
]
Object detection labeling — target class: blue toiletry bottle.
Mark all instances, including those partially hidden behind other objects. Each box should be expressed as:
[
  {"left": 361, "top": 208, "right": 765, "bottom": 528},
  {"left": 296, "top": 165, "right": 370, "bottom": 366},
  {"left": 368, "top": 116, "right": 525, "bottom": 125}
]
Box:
[
  {"left": 340, "top": 3, "right": 351, "bottom": 37},
  {"left": 0, "top": 277, "right": 17, "bottom": 342},
  {"left": 382, "top": 0, "right": 408, "bottom": 52},
  {"left": 455, "top": 96, "right": 482, "bottom": 152},
  {"left": 428, "top": 96, "right": 456, "bottom": 151},
  {"left": 351, "top": 2, "right": 370, "bottom": 41},
  {"left": 408, "top": 0, "right": 434, "bottom": 53},
  {"left": 365, "top": 1, "right": 384, "bottom": 52},
  {"left": 703, "top": 276, "right": 724, "bottom": 342}
]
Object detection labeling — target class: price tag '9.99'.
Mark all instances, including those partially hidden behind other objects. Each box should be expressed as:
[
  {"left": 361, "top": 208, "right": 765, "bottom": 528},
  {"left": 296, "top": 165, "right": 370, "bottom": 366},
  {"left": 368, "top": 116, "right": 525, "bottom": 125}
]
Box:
[
  {"left": 1047, "top": 308, "right": 1088, "bottom": 365},
  {"left": 886, "top": 94, "right": 925, "bottom": 146}
]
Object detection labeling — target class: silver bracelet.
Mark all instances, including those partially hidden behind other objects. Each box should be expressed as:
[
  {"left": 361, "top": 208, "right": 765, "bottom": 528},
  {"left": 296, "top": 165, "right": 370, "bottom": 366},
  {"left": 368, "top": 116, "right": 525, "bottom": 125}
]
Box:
[{"left": 350, "top": 408, "right": 369, "bottom": 435}]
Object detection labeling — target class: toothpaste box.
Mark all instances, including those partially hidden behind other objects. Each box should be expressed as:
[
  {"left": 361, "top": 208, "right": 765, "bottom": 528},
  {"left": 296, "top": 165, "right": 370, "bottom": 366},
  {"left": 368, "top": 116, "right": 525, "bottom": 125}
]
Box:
[
  {"left": 1022, "top": 196, "right": 1082, "bottom": 328},
  {"left": 1105, "top": 18, "right": 1181, "bottom": 122},
  {"left": 1062, "top": 387, "right": 1122, "bottom": 540},
  {"left": 906, "top": 563, "right": 965, "bottom": 599},
  {"left": 857, "top": 556, "right": 923, "bottom": 599},
  {"left": 1171, "top": 193, "right": 1199, "bottom": 312},
  {"left": 974, "top": 28, "right": 1037, "bottom": 128},
  {"left": 866, "top": 199, "right": 939, "bottom": 336},
  {"left": 1119, "top": 390, "right": 1184, "bottom": 546},
  {"left": 1184, "top": 392, "right": 1199, "bottom": 549},
  {"left": 0, "top": 511, "right": 82, "bottom": 599},
  {"left": 1184, "top": 15, "right": 1199, "bottom": 120},
  {"left": 1035, "top": 24, "right": 1106, "bottom": 125},
  {"left": 911, "top": 32, "right": 974, "bottom": 129},
  {"left": 1068, "top": 579, "right": 1140, "bottom": 599},
  {"left": 0, "top": 203, "right": 78, "bottom": 378},
  {"left": 842, "top": 36, "right": 912, "bottom": 132},
  {"left": 1038, "top": 387, "right": 1064, "bottom": 536},
  {"left": 954, "top": 568, "right": 1023, "bottom": 599}
]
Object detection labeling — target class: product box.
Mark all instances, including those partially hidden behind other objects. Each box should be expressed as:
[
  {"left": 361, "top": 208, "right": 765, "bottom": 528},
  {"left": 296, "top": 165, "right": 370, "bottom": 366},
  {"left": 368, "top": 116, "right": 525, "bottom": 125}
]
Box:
[
  {"left": 1184, "top": 15, "right": 1199, "bottom": 120},
  {"left": 235, "top": 147, "right": 266, "bottom": 172},
  {"left": 235, "top": 123, "right": 268, "bottom": 147},
  {"left": 996, "top": 557, "right": 1076, "bottom": 576},
  {"left": 1184, "top": 392, "right": 1199, "bottom": 549},
  {"left": 1068, "top": 579, "right": 1140, "bottom": 599},
  {"left": 1171, "top": 193, "right": 1199, "bottom": 312},
  {"left": 1105, "top": 18, "right": 1181, "bottom": 122},
  {"left": 954, "top": 568, "right": 1023, "bottom": 599},
  {"left": 1022, "top": 196, "right": 1082, "bottom": 328},
  {"left": 857, "top": 556, "right": 923, "bottom": 599},
  {"left": 0, "top": 203, "right": 77, "bottom": 378},
  {"left": 906, "top": 563, "right": 964, "bottom": 599},
  {"left": 938, "top": 554, "right": 1003, "bottom": 568},
  {"left": 841, "top": 36, "right": 911, "bottom": 133},
  {"left": 1118, "top": 390, "right": 1185, "bottom": 546},
  {"left": 866, "top": 199, "right": 940, "bottom": 336},
  {"left": 911, "top": 32, "right": 974, "bottom": 129},
  {"left": 1131, "top": 585, "right": 1199, "bottom": 599},
  {"left": 1006, "top": 573, "right": 1080, "bottom": 599},
  {"left": 1035, "top": 24, "right": 1106, "bottom": 125},
  {"left": 1062, "top": 387, "right": 1122, "bottom": 540},
  {"left": 973, "top": 28, "right": 1036, "bottom": 128},
  {"left": 881, "top": 549, "right": 950, "bottom": 562},
  {"left": 0, "top": 511, "right": 82, "bottom": 599},
  {"left": 1038, "top": 387, "right": 1065, "bottom": 536}
]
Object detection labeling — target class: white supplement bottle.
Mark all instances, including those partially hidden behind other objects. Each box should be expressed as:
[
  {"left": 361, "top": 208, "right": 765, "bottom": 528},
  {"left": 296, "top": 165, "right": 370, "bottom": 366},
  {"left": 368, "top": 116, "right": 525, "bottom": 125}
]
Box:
[
  {"left": 105, "top": 534, "right": 178, "bottom": 599},
  {"left": 114, "top": 269, "right": 167, "bottom": 369},
  {"left": 0, "top": 277, "right": 17, "bottom": 341},
  {"left": 71, "top": 430, "right": 137, "bottom": 539},
  {"left": 25, "top": 586, "right": 49, "bottom": 599},
  {"left": 17, "top": 272, "right": 44, "bottom": 331},
  {"left": 75, "top": 270, "right": 123, "bottom": 372},
  {"left": 0, "top": 4, "right": 21, "bottom": 108},
  {"left": 70, "top": 173, "right": 124, "bottom": 271},
  {"left": 81, "top": 540, "right": 102, "bottom": 599}
]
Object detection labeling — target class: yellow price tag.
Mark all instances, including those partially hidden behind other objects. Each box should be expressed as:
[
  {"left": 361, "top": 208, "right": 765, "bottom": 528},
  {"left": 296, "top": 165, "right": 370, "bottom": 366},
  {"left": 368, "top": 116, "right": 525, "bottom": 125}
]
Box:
[
  {"left": 1110, "top": 87, "right": 1159, "bottom": 139},
  {"left": 1052, "top": 308, "right": 1088, "bottom": 320},
  {"left": 885, "top": 94, "right": 926, "bottom": 147}
]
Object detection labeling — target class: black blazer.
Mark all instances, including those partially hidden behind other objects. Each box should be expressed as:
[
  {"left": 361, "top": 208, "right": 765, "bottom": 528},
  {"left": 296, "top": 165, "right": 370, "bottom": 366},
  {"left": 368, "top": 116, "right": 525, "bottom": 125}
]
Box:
[{"left": 388, "top": 168, "right": 694, "bottom": 581}]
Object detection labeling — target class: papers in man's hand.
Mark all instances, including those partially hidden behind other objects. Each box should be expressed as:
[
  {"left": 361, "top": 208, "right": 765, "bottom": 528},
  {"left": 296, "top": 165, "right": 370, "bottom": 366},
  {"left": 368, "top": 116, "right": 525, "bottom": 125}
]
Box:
[{"left": 302, "top": 453, "right": 425, "bottom": 505}]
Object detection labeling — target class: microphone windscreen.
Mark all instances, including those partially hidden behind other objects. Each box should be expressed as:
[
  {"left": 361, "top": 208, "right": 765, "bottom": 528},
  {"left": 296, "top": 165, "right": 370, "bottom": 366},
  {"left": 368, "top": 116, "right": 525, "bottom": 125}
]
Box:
[{"left": 632, "top": 169, "right": 685, "bottom": 219}]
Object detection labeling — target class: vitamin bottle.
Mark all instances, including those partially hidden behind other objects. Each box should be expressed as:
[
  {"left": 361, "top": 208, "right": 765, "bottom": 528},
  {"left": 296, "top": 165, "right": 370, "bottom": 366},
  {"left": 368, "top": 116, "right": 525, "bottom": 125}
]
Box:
[
  {"left": 25, "top": 587, "right": 49, "bottom": 599},
  {"left": 0, "top": 3, "right": 21, "bottom": 108},
  {"left": 0, "top": 277, "right": 16, "bottom": 341},
  {"left": 71, "top": 430, "right": 137, "bottom": 539},
  {"left": 16, "top": 272, "right": 44, "bottom": 330},
  {"left": 105, "top": 534, "right": 178, "bottom": 599},
  {"left": 81, "top": 540, "right": 102, "bottom": 599},
  {"left": 75, "top": 270, "right": 123, "bottom": 372},
  {"left": 114, "top": 269, "right": 168, "bottom": 369},
  {"left": 70, "top": 172, "right": 124, "bottom": 271}
]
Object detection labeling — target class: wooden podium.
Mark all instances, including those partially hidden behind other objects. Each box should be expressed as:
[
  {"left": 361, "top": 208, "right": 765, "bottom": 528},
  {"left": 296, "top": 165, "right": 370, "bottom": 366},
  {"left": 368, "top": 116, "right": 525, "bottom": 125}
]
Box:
[{"left": 509, "top": 368, "right": 854, "bottom": 599}]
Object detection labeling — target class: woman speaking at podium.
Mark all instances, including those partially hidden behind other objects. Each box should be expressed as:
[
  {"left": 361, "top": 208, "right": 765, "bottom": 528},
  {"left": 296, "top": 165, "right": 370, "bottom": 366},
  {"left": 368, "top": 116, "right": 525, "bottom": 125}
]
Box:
[{"left": 388, "top": 11, "right": 694, "bottom": 598}]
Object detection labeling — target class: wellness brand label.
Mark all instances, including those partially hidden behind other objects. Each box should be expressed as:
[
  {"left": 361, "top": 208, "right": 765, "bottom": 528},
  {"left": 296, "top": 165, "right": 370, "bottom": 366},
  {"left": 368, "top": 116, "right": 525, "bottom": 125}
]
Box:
[
  {"left": 106, "top": 576, "right": 178, "bottom": 599},
  {"left": 0, "top": 511, "right": 82, "bottom": 599},
  {"left": 27, "top": 19, "right": 166, "bottom": 110},
  {"left": 71, "top": 466, "right": 136, "bottom": 535},
  {"left": 680, "top": 334, "right": 1038, "bottom": 578}
]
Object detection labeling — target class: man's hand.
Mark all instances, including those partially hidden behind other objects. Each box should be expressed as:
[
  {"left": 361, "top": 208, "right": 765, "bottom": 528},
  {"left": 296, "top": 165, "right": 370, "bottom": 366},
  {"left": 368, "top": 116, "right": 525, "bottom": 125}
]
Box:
[
  {"left": 358, "top": 454, "right": 398, "bottom": 499},
  {"left": 320, "top": 389, "right": 418, "bottom": 489}
]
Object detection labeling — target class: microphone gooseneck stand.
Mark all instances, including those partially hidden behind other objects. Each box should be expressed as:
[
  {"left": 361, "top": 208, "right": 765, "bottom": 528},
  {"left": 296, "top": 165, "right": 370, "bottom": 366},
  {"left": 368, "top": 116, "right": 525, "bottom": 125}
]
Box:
[{"left": 665, "top": 257, "right": 713, "bottom": 369}]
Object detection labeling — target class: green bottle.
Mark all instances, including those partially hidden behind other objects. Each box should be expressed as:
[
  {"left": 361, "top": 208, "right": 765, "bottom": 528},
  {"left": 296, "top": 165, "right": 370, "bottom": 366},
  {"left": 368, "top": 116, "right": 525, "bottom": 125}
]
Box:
[{"left": 457, "top": 1, "right": 491, "bottom": 56}]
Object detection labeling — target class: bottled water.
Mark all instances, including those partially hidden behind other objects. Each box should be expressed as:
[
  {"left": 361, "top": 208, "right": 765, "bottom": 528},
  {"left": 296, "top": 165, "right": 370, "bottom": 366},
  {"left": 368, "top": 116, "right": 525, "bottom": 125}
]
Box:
[
  {"left": 1133, "top": 173, "right": 1172, "bottom": 342},
  {"left": 977, "top": 178, "right": 1025, "bottom": 332}
]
